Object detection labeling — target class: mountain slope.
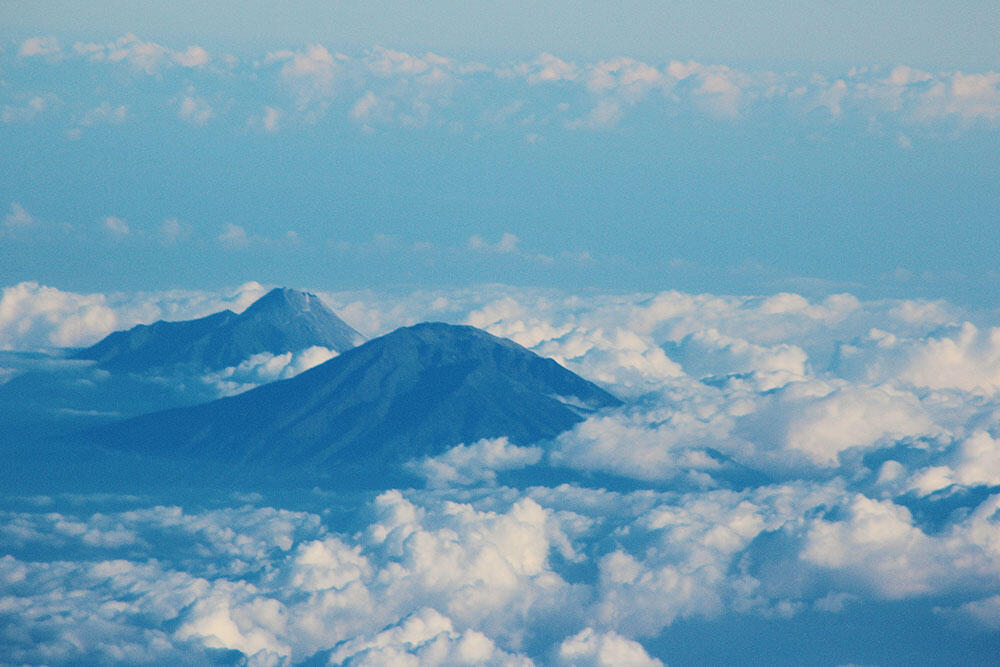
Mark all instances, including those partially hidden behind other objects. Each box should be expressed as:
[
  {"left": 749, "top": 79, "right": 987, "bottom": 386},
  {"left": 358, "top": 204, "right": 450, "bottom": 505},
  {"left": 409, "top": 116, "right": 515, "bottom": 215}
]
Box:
[
  {"left": 73, "top": 288, "right": 363, "bottom": 373},
  {"left": 87, "top": 323, "right": 622, "bottom": 475}
]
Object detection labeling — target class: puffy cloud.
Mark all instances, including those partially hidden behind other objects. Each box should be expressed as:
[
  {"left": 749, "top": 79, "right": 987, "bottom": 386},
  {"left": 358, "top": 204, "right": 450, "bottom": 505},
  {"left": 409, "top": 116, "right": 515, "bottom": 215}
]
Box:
[
  {"left": 0, "top": 282, "right": 278, "bottom": 350},
  {"left": 266, "top": 44, "right": 340, "bottom": 113},
  {"left": 0, "top": 282, "right": 118, "bottom": 349},
  {"left": 19, "top": 35, "right": 61, "bottom": 58},
  {"left": 556, "top": 628, "right": 663, "bottom": 666},
  {"left": 801, "top": 493, "right": 1000, "bottom": 598},
  {"left": 1, "top": 93, "right": 58, "bottom": 123},
  {"left": 202, "top": 346, "right": 338, "bottom": 396},
  {"left": 410, "top": 437, "right": 543, "bottom": 487},
  {"left": 328, "top": 607, "right": 533, "bottom": 666},
  {"left": 72, "top": 34, "right": 208, "bottom": 74},
  {"left": 173, "top": 45, "right": 210, "bottom": 68},
  {"left": 178, "top": 94, "right": 214, "bottom": 125},
  {"left": 218, "top": 222, "right": 250, "bottom": 249},
  {"left": 513, "top": 53, "right": 579, "bottom": 85},
  {"left": 836, "top": 322, "right": 1000, "bottom": 394},
  {"left": 6, "top": 281, "right": 1000, "bottom": 663}
]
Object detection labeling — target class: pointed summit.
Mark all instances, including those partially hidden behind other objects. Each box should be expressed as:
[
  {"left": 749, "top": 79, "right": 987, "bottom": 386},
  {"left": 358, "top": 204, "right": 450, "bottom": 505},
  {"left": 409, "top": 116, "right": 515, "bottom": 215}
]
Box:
[{"left": 73, "top": 287, "right": 363, "bottom": 373}]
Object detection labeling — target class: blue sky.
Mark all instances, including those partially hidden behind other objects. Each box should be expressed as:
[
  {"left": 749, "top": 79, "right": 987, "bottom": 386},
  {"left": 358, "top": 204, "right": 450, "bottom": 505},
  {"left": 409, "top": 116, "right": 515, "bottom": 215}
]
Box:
[{"left": 2, "top": 3, "right": 999, "bottom": 304}]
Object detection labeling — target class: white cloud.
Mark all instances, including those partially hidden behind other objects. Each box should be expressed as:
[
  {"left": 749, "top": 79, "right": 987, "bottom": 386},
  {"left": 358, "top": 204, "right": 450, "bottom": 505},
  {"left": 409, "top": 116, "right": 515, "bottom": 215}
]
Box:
[
  {"left": 72, "top": 34, "right": 208, "bottom": 74},
  {"left": 556, "top": 628, "right": 663, "bottom": 666},
  {"left": 267, "top": 44, "right": 340, "bottom": 113},
  {"left": 79, "top": 101, "right": 127, "bottom": 126},
  {"left": 262, "top": 105, "right": 281, "bottom": 132},
  {"left": 514, "top": 53, "right": 579, "bottom": 84},
  {"left": 410, "top": 437, "right": 543, "bottom": 487},
  {"left": 3, "top": 202, "right": 34, "bottom": 228},
  {"left": 6, "top": 281, "right": 1000, "bottom": 663},
  {"left": 218, "top": 222, "right": 250, "bottom": 249},
  {"left": 19, "top": 35, "right": 61, "bottom": 58},
  {"left": 469, "top": 232, "right": 519, "bottom": 253},
  {"left": 173, "top": 45, "right": 210, "bottom": 68},
  {"left": 178, "top": 94, "right": 214, "bottom": 125},
  {"left": 202, "top": 346, "right": 338, "bottom": 396},
  {"left": 102, "top": 215, "right": 129, "bottom": 235},
  {"left": 1, "top": 94, "right": 58, "bottom": 123},
  {"left": 0, "top": 282, "right": 118, "bottom": 349},
  {"left": 159, "top": 217, "right": 190, "bottom": 244}
]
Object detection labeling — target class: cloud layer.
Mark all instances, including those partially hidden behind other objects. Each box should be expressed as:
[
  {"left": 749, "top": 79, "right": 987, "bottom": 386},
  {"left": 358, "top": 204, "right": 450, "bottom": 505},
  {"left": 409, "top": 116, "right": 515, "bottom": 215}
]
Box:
[
  {"left": 3, "top": 282, "right": 1000, "bottom": 663},
  {"left": 5, "top": 34, "right": 1000, "bottom": 140}
]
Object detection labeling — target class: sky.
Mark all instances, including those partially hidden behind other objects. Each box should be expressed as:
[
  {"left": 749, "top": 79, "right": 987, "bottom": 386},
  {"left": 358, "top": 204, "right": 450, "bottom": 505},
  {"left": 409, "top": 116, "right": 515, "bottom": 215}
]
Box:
[{"left": 1, "top": 2, "right": 999, "bottom": 305}]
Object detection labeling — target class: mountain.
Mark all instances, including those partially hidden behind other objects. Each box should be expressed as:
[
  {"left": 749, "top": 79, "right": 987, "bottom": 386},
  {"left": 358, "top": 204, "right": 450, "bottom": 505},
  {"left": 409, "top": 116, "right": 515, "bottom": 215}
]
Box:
[
  {"left": 85, "top": 322, "right": 622, "bottom": 478},
  {"left": 72, "top": 287, "right": 363, "bottom": 373}
]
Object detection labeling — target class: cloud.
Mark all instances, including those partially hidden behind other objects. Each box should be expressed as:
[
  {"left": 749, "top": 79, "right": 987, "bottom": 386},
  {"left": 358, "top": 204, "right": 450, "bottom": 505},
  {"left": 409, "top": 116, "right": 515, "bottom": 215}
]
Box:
[
  {"left": 409, "top": 437, "right": 543, "bottom": 487},
  {"left": 0, "top": 282, "right": 118, "bottom": 349},
  {"left": 0, "top": 282, "right": 276, "bottom": 350},
  {"left": 266, "top": 44, "right": 340, "bottom": 114},
  {"left": 328, "top": 607, "right": 533, "bottom": 666},
  {"left": 218, "top": 222, "right": 250, "bottom": 249},
  {"left": 8, "top": 38, "right": 1000, "bottom": 133},
  {"left": 3, "top": 202, "right": 34, "bottom": 228},
  {"left": 556, "top": 628, "right": 663, "bottom": 666},
  {"left": 73, "top": 34, "right": 209, "bottom": 74},
  {"left": 79, "top": 101, "right": 127, "bottom": 126},
  {"left": 262, "top": 105, "right": 281, "bottom": 132},
  {"left": 173, "top": 45, "right": 210, "bottom": 68},
  {"left": 201, "top": 346, "right": 338, "bottom": 396},
  {"left": 1, "top": 94, "right": 58, "bottom": 123},
  {"left": 178, "top": 94, "right": 214, "bottom": 125},
  {"left": 19, "top": 35, "right": 61, "bottom": 58},
  {"left": 514, "top": 53, "right": 579, "bottom": 85},
  {"left": 5, "top": 282, "right": 1000, "bottom": 662},
  {"left": 469, "top": 232, "right": 519, "bottom": 253},
  {"left": 102, "top": 215, "right": 129, "bottom": 235},
  {"left": 159, "top": 217, "right": 190, "bottom": 244}
]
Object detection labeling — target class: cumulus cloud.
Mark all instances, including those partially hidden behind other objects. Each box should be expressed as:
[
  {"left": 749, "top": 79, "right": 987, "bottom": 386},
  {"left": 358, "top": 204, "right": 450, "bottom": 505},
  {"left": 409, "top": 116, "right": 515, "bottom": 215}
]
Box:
[
  {"left": 0, "top": 282, "right": 118, "bottom": 349},
  {"left": 8, "top": 37, "right": 1000, "bottom": 132},
  {"left": 410, "top": 437, "right": 543, "bottom": 487},
  {"left": 202, "top": 346, "right": 338, "bottom": 396},
  {"left": 5, "top": 283, "right": 1000, "bottom": 663},
  {"left": 266, "top": 44, "right": 340, "bottom": 114},
  {"left": 0, "top": 282, "right": 276, "bottom": 350},
  {"left": 513, "top": 53, "right": 579, "bottom": 85},
  {"left": 73, "top": 34, "right": 208, "bottom": 74},
  {"left": 556, "top": 628, "right": 663, "bottom": 666}
]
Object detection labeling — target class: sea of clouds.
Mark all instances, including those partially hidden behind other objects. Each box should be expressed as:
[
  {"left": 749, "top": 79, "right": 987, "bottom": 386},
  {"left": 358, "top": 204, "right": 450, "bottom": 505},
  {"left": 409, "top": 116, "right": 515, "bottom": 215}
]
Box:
[
  {"left": 3, "top": 281, "right": 1000, "bottom": 664},
  {"left": 5, "top": 34, "right": 1000, "bottom": 137}
]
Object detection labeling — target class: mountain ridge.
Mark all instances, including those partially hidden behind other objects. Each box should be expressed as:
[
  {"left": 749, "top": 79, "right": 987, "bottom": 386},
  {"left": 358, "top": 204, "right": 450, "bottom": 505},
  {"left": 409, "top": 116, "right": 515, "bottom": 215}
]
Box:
[
  {"left": 85, "top": 322, "right": 622, "bottom": 479},
  {"left": 73, "top": 287, "right": 363, "bottom": 373}
]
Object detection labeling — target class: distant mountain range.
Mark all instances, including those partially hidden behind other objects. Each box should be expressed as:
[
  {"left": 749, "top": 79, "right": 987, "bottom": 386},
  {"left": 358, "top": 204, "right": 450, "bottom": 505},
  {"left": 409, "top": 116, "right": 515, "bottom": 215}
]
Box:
[
  {"left": 73, "top": 287, "right": 363, "bottom": 373},
  {"left": 87, "top": 322, "right": 622, "bottom": 478}
]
